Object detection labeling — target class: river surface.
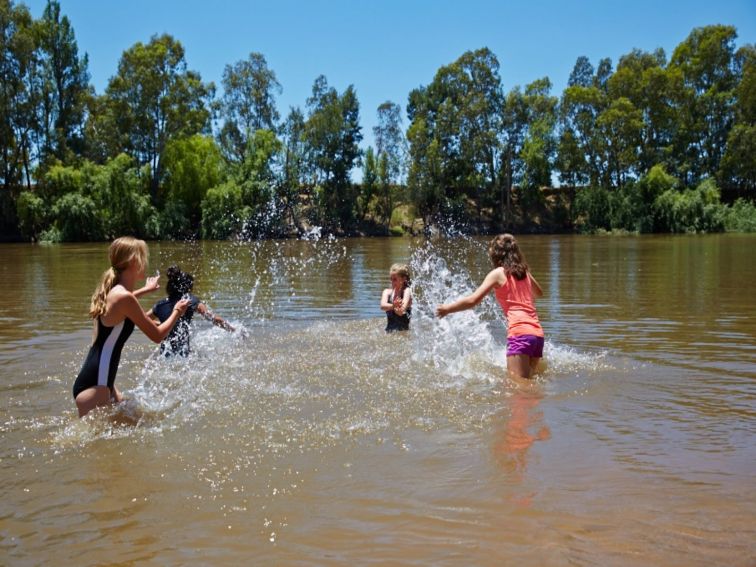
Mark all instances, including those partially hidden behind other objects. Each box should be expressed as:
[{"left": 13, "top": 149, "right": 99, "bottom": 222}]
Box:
[{"left": 0, "top": 234, "right": 754, "bottom": 565}]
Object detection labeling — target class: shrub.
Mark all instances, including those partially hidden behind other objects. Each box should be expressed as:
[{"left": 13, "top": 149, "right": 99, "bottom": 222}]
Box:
[
  {"left": 52, "top": 193, "right": 104, "bottom": 241},
  {"left": 16, "top": 191, "right": 48, "bottom": 240},
  {"left": 653, "top": 178, "right": 725, "bottom": 233},
  {"left": 724, "top": 199, "right": 756, "bottom": 232},
  {"left": 201, "top": 182, "right": 247, "bottom": 239}
]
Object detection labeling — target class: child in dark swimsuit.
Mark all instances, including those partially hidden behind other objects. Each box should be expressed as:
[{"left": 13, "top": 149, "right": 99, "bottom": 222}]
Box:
[
  {"left": 147, "top": 266, "right": 234, "bottom": 356},
  {"left": 73, "top": 237, "right": 189, "bottom": 417},
  {"left": 380, "top": 263, "right": 413, "bottom": 332}
]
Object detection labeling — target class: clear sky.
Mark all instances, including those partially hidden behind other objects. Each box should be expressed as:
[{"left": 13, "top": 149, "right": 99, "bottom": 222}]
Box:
[{"left": 23, "top": 0, "right": 756, "bottom": 155}]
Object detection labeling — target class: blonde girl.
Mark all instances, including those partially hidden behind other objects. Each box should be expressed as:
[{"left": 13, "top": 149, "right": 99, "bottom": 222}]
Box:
[
  {"left": 72, "top": 237, "right": 189, "bottom": 417},
  {"left": 380, "top": 263, "right": 413, "bottom": 332}
]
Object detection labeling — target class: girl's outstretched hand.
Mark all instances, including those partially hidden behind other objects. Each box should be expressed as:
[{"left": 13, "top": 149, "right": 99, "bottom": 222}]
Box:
[
  {"left": 174, "top": 298, "right": 190, "bottom": 316},
  {"left": 435, "top": 304, "right": 450, "bottom": 318},
  {"left": 144, "top": 275, "right": 160, "bottom": 292}
]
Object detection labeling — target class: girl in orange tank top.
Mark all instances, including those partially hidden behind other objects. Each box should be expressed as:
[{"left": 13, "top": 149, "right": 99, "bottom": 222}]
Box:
[{"left": 436, "top": 234, "right": 545, "bottom": 380}]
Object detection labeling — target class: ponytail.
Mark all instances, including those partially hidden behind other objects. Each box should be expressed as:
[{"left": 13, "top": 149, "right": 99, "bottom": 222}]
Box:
[{"left": 89, "top": 267, "right": 117, "bottom": 319}]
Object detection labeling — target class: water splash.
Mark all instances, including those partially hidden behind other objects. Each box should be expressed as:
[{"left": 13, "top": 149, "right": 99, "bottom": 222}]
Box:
[{"left": 408, "top": 237, "right": 505, "bottom": 382}]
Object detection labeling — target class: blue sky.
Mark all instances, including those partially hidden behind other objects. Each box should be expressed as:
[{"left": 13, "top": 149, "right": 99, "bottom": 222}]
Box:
[{"left": 24, "top": 0, "right": 756, "bottom": 155}]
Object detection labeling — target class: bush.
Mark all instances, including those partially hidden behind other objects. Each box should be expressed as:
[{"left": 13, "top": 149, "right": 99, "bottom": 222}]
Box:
[
  {"left": 653, "top": 178, "right": 725, "bottom": 233},
  {"left": 16, "top": 191, "right": 48, "bottom": 240},
  {"left": 158, "top": 200, "right": 192, "bottom": 239},
  {"left": 724, "top": 199, "right": 756, "bottom": 232},
  {"left": 201, "top": 182, "right": 247, "bottom": 239},
  {"left": 52, "top": 193, "right": 104, "bottom": 241},
  {"left": 574, "top": 186, "right": 611, "bottom": 232}
]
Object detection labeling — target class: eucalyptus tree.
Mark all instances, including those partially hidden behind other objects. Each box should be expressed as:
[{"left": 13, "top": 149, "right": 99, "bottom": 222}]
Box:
[
  {"left": 669, "top": 25, "right": 740, "bottom": 185},
  {"left": 102, "top": 34, "right": 214, "bottom": 202},
  {"left": 218, "top": 52, "right": 281, "bottom": 163},
  {"left": 35, "top": 0, "right": 90, "bottom": 164},
  {"left": 0, "top": 0, "right": 37, "bottom": 190},
  {"left": 519, "top": 78, "right": 558, "bottom": 212},
  {"left": 279, "top": 106, "right": 307, "bottom": 230},
  {"left": 720, "top": 43, "right": 755, "bottom": 194},
  {"left": 303, "top": 75, "right": 362, "bottom": 228},
  {"left": 373, "top": 101, "right": 406, "bottom": 225},
  {"left": 608, "top": 48, "right": 678, "bottom": 176},
  {"left": 407, "top": 48, "right": 504, "bottom": 226},
  {"left": 558, "top": 57, "right": 610, "bottom": 188}
]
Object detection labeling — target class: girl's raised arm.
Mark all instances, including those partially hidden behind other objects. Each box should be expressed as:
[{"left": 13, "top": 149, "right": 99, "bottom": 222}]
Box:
[
  {"left": 117, "top": 292, "right": 188, "bottom": 343},
  {"left": 436, "top": 268, "right": 504, "bottom": 318}
]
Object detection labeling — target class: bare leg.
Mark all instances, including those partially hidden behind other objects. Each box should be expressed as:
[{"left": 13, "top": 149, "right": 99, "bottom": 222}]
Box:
[
  {"left": 529, "top": 357, "right": 541, "bottom": 376},
  {"left": 75, "top": 385, "right": 112, "bottom": 418},
  {"left": 507, "top": 354, "right": 534, "bottom": 380}
]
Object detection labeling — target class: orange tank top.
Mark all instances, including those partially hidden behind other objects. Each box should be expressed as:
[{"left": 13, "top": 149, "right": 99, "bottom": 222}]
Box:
[{"left": 493, "top": 269, "right": 544, "bottom": 338}]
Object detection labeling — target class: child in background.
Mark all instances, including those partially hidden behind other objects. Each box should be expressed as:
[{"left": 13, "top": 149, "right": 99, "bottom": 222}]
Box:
[
  {"left": 148, "top": 266, "right": 235, "bottom": 357},
  {"left": 435, "top": 234, "right": 544, "bottom": 380},
  {"left": 380, "top": 263, "right": 413, "bottom": 332}
]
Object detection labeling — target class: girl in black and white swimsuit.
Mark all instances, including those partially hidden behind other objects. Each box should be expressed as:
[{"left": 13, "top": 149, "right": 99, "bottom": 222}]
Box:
[{"left": 72, "top": 237, "right": 189, "bottom": 418}]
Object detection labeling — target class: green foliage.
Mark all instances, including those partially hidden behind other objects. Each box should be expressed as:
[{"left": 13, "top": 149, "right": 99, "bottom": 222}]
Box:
[
  {"left": 219, "top": 52, "right": 281, "bottom": 163},
  {"left": 39, "top": 162, "right": 84, "bottom": 199},
  {"left": 653, "top": 178, "right": 725, "bottom": 233},
  {"left": 163, "top": 134, "right": 224, "bottom": 222},
  {"left": 52, "top": 192, "right": 103, "bottom": 241},
  {"left": 723, "top": 198, "right": 756, "bottom": 232},
  {"left": 303, "top": 76, "right": 363, "bottom": 228},
  {"left": 358, "top": 147, "right": 378, "bottom": 222},
  {"left": 102, "top": 34, "right": 213, "bottom": 199},
  {"left": 15, "top": 190, "right": 47, "bottom": 239},
  {"left": 201, "top": 181, "right": 246, "bottom": 240},
  {"left": 574, "top": 186, "right": 611, "bottom": 232},
  {"left": 157, "top": 199, "right": 191, "bottom": 239}
]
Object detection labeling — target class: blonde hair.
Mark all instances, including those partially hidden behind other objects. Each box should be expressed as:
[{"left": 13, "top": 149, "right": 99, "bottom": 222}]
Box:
[
  {"left": 390, "top": 263, "right": 411, "bottom": 285},
  {"left": 89, "top": 237, "right": 148, "bottom": 319},
  {"left": 489, "top": 233, "right": 528, "bottom": 280}
]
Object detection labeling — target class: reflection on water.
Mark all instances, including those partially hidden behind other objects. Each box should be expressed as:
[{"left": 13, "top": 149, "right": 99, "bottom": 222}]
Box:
[{"left": 0, "top": 234, "right": 754, "bottom": 565}]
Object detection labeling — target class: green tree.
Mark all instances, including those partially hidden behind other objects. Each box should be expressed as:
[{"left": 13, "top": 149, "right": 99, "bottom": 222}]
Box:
[
  {"left": 374, "top": 101, "right": 406, "bottom": 184},
  {"left": 406, "top": 48, "right": 503, "bottom": 226},
  {"left": 669, "top": 25, "right": 739, "bottom": 185},
  {"left": 519, "top": 78, "right": 558, "bottom": 215},
  {"left": 358, "top": 146, "right": 377, "bottom": 222},
  {"left": 218, "top": 52, "right": 281, "bottom": 163},
  {"left": 0, "top": 0, "right": 37, "bottom": 190},
  {"left": 280, "top": 106, "right": 307, "bottom": 232},
  {"left": 303, "top": 75, "right": 362, "bottom": 228},
  {"left": 162, "top": 134, "right": 224, "bottom": 227},
  {"left": 35, "top": 0, "right": 90, "bottom": 163},
  {"left": 719, "top": 44, "right": 755, "bottom": 195},
  {"left": 103, "top": 34, "right": 213, "bottom": 202}
]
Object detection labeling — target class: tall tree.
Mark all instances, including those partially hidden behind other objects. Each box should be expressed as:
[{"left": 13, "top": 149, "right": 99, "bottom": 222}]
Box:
[
  {"left": 303, "top": 75, "right": 362, "bottom": 228},
  {"left": 406, "top": 48, "right": 503, "bottom": 225},
  {"left": 0, "top": 0, "right": 37, "bottom": 190},
  {"left": 219, "top": 52, "right": 281, "bottom": 163},
  {"left": 35, "top": 0, "right": 90, "bottom": 163},
  {"left": 103, "top": 34, "right": 213, "bottom": 201},
  {"left": 669, "top": 25, "right": 739, "bottom": 185},
  {"left": 519, "top": 78, "right": 558, "bottom": 212},
  {"left": 373, "top": 100, "right": 406, "bottom": 184},
  {"left": 719, "top": 43, "right": 756, "bottom": 195}
]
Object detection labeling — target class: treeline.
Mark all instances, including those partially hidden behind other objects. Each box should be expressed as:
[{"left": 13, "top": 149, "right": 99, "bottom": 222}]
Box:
[{"left": 1, "top": 0, "right": 754, "bottom": 242}]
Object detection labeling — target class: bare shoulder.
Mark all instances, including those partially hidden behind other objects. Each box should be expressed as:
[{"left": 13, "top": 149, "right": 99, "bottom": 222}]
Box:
[{"left": 487, "top": 267, "right": 506, "bottom": 288}]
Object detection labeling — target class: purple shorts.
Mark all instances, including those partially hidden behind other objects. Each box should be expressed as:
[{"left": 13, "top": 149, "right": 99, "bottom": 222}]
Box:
[{"left": 506, "top": 335, "right": 544, "bottom": 358}]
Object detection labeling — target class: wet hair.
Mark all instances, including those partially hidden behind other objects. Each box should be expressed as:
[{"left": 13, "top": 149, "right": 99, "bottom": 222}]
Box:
[
  {"left": 166, "top": 265, "right": 194, "bottom": 299},
  {"left": 489, "top": 234, "right": 528, "bottom": 280},
  {"left": 390, "top": 263, "right": 411, "bottom": 286},
  {"left": 89, "top": 236, "right": 148, "bottom": 319}
]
